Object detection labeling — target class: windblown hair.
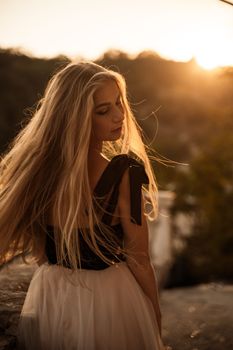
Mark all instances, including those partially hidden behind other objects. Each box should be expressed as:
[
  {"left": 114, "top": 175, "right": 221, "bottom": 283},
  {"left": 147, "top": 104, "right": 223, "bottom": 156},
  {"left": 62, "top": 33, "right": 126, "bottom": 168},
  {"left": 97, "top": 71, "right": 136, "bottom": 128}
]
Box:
[{"left": 0, "top": 60, "right": 158, "bottom": 284}]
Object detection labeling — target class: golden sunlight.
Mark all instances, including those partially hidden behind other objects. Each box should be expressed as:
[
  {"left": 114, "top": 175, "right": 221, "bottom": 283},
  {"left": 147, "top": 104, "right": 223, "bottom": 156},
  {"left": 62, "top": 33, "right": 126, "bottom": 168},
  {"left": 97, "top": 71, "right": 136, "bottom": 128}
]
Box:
[
  {"left": 195, "top": 53, "right": 224, "bottom": 70},
  {"left": 194, "top": 40, "right": 233, "bottom": 70},
  {"left": 192, "top": 22, "right": 233, "bottom": 70},
  {"left": 0, "top": 0, "right": 233, "bottom": 68}
]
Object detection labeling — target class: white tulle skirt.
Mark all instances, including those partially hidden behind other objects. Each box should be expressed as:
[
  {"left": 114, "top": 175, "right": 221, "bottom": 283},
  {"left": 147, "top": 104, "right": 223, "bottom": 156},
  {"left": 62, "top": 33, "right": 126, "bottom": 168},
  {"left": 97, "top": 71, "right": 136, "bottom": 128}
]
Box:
[{"left": 17, "top": 261, "right": 165, "bottom": 350}]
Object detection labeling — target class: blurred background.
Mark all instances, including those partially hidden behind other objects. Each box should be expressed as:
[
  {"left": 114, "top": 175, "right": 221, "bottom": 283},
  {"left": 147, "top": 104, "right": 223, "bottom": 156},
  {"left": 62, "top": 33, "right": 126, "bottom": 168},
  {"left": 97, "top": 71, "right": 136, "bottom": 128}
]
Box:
[{"left": 0, "top": 0, "right": 233, "bottom": 348}]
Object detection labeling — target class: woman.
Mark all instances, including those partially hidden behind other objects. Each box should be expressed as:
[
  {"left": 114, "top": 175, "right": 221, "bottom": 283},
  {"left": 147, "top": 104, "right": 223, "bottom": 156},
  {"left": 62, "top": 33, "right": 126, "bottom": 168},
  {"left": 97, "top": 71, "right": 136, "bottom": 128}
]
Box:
[{"left": 0, "top": 61, "right": 166, "bottom": 349}]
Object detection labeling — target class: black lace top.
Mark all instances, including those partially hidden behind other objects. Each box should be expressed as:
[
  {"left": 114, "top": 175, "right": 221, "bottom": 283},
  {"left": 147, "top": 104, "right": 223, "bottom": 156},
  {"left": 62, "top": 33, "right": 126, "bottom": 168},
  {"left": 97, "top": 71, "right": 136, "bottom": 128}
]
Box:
[{"left": 45, "top": 154, "right": 149, "bottom": 270}]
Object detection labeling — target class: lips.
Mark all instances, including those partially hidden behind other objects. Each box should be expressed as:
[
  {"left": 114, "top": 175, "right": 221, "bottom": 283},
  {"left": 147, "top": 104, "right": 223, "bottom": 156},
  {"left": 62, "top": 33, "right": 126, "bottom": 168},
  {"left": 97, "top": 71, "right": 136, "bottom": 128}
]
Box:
[{"left": 112, "top": 126, "right": 122, "bottom": 132}]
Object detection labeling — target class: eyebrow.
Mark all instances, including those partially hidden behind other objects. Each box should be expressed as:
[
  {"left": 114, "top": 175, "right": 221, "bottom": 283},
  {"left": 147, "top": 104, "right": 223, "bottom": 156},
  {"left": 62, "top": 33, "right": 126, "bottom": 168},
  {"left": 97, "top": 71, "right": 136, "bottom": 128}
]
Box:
[{"left": 95, "top": 94, "right": 121, "bottom": 109}]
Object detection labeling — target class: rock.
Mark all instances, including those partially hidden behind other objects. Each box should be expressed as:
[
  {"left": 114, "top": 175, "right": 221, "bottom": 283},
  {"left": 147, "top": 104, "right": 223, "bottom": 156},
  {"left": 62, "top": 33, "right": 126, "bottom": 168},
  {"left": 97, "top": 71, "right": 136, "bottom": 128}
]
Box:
[{"left": 160, "top": 283, "right": 233, "bottom": 350}]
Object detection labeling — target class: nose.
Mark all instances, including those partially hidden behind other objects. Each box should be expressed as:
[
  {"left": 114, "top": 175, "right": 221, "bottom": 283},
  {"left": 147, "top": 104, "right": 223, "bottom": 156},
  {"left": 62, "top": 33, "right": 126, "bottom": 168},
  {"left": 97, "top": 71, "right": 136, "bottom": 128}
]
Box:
[{"left": 112, "top": 106, "right": 124, "bottom": 123}]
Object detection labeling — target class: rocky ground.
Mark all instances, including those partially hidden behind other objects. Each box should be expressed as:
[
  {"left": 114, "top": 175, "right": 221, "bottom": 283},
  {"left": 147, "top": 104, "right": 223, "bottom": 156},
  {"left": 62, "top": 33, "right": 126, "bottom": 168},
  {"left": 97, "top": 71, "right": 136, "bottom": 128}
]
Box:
[
  {"left": 161, "top": 282, "right": 233, "bottom": 350},
  {"left": 0, "top": 256, "right": 232, "bottom": 350}
]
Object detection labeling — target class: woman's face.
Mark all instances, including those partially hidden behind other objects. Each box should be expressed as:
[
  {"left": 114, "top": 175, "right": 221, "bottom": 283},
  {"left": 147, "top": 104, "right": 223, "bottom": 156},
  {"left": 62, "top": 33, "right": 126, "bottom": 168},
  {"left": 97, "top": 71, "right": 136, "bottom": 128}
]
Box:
[{"left": 91, "top": 79, "right": 125, "bottom": 143}]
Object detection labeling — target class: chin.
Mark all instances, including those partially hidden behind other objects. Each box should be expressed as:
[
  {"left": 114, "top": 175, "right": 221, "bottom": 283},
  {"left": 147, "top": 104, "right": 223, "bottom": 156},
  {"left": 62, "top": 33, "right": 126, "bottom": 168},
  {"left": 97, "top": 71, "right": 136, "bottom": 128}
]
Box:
[
  {"left": 111, "top": 134, "right": 122, "bottom": 141},
  {"left": 100, "top": 130, "right": 123, "bottom": 142},
  {"left": 110, "top": 128, "right": 123, "bottom": 140}
]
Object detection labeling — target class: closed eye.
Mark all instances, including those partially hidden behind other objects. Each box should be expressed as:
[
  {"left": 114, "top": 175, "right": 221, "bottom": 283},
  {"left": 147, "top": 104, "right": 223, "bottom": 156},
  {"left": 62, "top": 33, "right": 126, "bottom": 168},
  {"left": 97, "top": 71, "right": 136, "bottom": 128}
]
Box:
[
  {"left": 97, "top": 109, "right": 109, "bottom": 115},
  {"left": 95, "top": 96, "right": 123, "bottom": 115}
]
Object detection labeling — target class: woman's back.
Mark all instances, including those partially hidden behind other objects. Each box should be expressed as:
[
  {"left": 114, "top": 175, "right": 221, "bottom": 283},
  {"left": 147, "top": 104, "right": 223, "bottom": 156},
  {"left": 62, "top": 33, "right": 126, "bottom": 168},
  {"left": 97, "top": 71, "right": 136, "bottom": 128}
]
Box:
[
  {"left": 46, "top": 154, "right": 121, "bottom": 227},
  {"left": 44, "top": 154, "right": 149, "bottom": 270}
]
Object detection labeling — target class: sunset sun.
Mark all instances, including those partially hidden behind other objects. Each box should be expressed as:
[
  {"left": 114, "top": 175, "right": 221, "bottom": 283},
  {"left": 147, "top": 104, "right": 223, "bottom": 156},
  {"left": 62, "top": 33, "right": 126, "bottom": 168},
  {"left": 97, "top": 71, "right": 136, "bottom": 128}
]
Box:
[
  {"left": 193, "top": 24, "right": 233, "bottom": 70},
  {"left": 194, "top": 38, "right": 232, "bottom": 70},
  {"left": 195, "top": 52, "right": 224, "bottom": 70}
]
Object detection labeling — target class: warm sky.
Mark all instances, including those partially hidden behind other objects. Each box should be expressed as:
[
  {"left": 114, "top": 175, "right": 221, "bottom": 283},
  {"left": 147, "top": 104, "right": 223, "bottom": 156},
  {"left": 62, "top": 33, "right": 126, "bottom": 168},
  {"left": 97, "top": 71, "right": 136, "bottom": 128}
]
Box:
[{"left": 0, "top": 0, "right": 233, "bottom": 69}]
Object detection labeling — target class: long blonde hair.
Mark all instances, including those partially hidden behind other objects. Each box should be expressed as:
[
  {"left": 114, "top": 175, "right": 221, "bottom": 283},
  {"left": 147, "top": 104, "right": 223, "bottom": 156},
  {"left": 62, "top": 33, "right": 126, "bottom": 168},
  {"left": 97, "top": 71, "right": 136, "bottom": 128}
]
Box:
[{"left": 0, "top": 60, "right": 158, "bottom": 277}]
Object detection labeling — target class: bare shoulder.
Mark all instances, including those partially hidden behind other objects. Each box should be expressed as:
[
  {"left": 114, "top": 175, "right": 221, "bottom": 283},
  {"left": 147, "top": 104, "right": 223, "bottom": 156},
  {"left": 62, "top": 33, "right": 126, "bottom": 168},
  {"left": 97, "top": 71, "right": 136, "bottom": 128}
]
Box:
[{"left": 47, "top": 155, "right": 111, "bottom": 226}]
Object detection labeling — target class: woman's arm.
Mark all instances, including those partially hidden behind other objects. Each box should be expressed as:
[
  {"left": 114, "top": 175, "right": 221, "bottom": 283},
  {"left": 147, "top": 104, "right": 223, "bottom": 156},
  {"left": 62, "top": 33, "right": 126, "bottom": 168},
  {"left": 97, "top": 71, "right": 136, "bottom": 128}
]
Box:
[{"left": 118, "top": 169, "right": 162, "bottom": 335}]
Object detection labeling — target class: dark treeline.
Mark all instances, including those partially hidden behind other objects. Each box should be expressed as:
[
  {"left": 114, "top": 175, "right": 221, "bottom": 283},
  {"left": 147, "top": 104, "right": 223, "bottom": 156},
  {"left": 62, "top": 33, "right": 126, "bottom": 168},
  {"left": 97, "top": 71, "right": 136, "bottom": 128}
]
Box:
[{"left": 1, "top": 47, "right": 233, "bottom": 286}]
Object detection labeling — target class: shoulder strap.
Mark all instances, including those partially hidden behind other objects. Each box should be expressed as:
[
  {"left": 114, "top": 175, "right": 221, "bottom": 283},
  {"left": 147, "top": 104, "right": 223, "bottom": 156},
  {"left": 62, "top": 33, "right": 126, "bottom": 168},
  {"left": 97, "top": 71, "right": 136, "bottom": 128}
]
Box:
[
  {"left": 94, "top": 154, "right": 149, "bottom": 226},
  {"left": 93, "top": 154, "right": 128, "bottom": 196},
  {"left": 128, "top": 157, "right": 149, "bottom": 225}
]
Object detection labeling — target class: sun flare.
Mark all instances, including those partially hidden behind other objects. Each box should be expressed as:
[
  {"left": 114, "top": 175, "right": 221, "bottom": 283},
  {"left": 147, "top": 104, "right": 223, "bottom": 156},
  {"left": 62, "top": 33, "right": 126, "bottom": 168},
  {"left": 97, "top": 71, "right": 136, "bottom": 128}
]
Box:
[
  {"left": 194, "top": 44, "right": 233, "bottom": 71},
  {"left": 191, "top": 13, "right": 233, "bottom": 71},
  {"left": 195, "top": 54, "right": 221, "bottom": 70}
]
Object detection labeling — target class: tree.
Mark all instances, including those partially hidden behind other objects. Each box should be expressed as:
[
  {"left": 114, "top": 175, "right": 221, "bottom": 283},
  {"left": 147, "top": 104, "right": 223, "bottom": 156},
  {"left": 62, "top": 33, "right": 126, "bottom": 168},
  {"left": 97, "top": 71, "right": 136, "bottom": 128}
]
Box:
[{"left": 170, "top": 131, "right": 233, "bottom": 284}]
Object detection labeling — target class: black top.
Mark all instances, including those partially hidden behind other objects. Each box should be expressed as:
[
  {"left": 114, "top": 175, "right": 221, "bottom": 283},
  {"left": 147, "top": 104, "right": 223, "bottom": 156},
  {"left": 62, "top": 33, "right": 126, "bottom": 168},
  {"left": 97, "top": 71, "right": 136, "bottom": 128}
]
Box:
[{"left": 45, "top": 154, "right": 149, "bottom": 270}]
